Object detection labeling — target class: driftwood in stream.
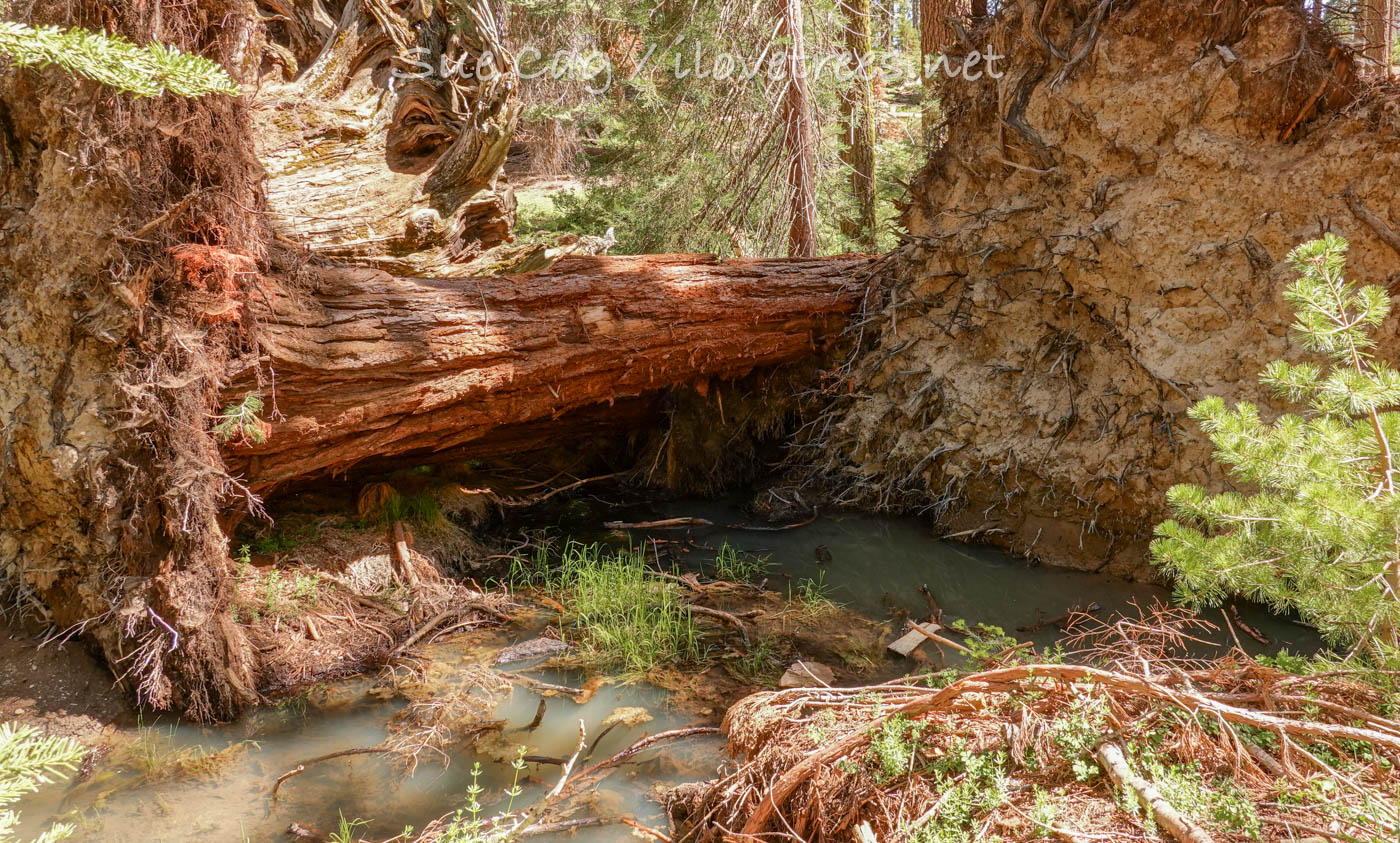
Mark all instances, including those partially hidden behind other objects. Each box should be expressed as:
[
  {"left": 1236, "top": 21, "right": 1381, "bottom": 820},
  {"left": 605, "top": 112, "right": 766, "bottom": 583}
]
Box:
[{"left": 222, "top": 254, "right": 869, "bottom": 495}]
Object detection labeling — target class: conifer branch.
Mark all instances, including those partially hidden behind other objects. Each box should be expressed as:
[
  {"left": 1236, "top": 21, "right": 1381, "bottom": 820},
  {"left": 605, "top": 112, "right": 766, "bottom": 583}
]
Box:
[{"left": 0, "top": 21, "right": 239, "bottom": 98}]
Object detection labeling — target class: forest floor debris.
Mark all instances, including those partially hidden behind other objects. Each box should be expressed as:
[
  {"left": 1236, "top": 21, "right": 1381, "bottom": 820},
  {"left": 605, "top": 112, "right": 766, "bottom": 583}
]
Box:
[{"left": 667, "top": 605, "right": 1400, "bottom": 842}]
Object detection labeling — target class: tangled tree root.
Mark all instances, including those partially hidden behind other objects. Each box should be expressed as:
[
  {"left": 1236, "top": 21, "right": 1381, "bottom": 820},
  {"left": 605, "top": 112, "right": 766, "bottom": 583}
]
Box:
[{"left": 668, "top": 611, "right": 1400, "bottom": 841}]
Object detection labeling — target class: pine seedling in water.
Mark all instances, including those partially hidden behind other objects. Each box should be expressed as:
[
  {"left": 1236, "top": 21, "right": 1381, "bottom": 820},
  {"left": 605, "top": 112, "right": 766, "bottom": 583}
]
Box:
[{"left": 1152, "top": 234, "right": 1400, "bottom": 662}]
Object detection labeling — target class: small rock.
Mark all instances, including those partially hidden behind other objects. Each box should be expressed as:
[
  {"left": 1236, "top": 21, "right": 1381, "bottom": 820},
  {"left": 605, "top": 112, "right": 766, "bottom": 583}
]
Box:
[
  {"left": 780, "top": 660, "right": 835, "bottom": 689},
  {"left": 491, "top": 636, "right": 568, "bottom": 666},
  {"left": 601, "top": 706, "right": 653, "bottom": 730}
]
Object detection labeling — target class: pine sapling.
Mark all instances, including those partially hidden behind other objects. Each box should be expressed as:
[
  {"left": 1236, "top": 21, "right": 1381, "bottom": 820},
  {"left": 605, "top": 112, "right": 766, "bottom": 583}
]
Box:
[{"left": 1152, "top": 234, "right": 1400, "bottom": 662}]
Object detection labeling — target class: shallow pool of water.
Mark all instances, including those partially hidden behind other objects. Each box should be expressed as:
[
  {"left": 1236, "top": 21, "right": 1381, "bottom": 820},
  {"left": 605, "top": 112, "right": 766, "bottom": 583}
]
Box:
[{"left": 19, "top": 503, "right": 1319, "bottom": 841}]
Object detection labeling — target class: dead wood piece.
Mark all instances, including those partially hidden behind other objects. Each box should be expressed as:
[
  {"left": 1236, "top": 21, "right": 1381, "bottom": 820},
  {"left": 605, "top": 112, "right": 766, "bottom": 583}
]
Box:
[
  {"left": 523, "top": 698, "right": 548, "bottom": 732},
  {"left": 1343, "top": 188, "right": 1400, "bottom": 258},
  {"left": 389, "top": 609, "right": 455, "bottom": 658},
  {"left": 272, "top": 747, "right": 393, "bottom": 798},
  {"left": 518, "top": 818, "right": 618, "bottom": 836},
  {"left": 684, "top": 604, "right": 753, "bottom": 649},
  {"left": 391, "top": 521, "right": 419, "bottom": 588},
  {"left": 907, "top": 621, "right": 974, "bottom": 656},
  {"left": 502, "top": 672, "right": 603, "bottom": 704},
  {"left": 1228, "top": 605, "right": 1270, "bottom": 646},
  {"left": 888, "top": 621, "right": 947, "bottom": 659},
  {"left": 607, "top": 518, "right": 716, "bottom": 531},
  {"left": 1095, "top": 742, "right": 1215, "bottom": 843},
  {"left": 1243, "top": 739, "right": 1285, "bottom": 778}
]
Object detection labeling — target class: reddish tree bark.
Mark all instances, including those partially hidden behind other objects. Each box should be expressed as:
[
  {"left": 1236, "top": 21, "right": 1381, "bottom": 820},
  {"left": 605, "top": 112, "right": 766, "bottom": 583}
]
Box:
[
  {"left": 779, "top": 0, "right": 819, "bottom": 258},
  {"left": 222, "top": 254, "right": 870, "bottom": 495}
]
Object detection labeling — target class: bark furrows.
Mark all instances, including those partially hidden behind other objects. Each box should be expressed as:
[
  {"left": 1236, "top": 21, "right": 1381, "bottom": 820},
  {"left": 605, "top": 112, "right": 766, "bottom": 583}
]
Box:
[{"left": 224, "top": 254, "right": 870, "bottom": 494}]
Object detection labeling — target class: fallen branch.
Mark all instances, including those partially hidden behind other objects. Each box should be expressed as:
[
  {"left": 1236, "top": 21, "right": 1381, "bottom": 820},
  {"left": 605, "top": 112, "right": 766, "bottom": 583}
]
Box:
[
  {"left": 606, "top": 518, "right": 714, "bottom": 530},
  {"left": 272, "top": 747, "right": 393, "bottom": 798},
  {"left": 1343, "top": 187, "right": 1400, "bottom": 258},
  {"left": 907, "top": 621, "right": 973, "bottom": 655},
  {"left": 684, "top": 604, "right": 753, "bottom": 649},
  {"left": 1095, "top": 741, "right": 1214, "bottom": 843}
]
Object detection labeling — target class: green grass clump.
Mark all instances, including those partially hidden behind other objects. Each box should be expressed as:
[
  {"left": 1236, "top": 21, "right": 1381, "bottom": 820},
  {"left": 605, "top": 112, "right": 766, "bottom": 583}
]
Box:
[
  {"left": 379, "top": 492, "right": 446, "bottom": 530},
  {"left": 518, "top": 541, "right": 703, "bottom": 676},
  {"left": 712, "top": 542, "right": 770, "bottom": 583}
]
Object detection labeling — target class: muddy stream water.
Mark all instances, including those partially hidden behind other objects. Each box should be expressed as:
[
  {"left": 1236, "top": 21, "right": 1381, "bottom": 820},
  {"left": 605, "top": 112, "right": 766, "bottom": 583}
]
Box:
[{"left": 20, "top": 500, "right": 1319, "bottom": 841}]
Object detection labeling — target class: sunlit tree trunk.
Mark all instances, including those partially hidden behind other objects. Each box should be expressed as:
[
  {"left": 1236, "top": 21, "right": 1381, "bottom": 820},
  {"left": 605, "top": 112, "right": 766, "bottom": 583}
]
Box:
[
  {"left": 779, "top": 0, "right": 818, "bottom": 257},
  {"left": 1361, "top": 0, "right": 1393, "bottom": 69},
  {"left": 841, "top": 0, "right": 879, "bottom": 250},
  {"left": 920, "top": 0, "right": 968, "bottom": 138}
]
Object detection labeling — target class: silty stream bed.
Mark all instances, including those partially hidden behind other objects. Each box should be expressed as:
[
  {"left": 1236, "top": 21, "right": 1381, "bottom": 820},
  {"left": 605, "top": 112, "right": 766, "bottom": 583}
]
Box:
[{"left": 19, "top": 501, "right": 1318, "bottom": 841}]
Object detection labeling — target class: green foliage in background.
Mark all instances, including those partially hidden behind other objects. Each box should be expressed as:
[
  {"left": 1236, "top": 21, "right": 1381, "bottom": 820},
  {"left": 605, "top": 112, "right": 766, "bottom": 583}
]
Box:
[
  {"left": 0, "top": 723, "right": 84, "bottom": 843},
  {"left": 1153, "top": 235, "right": 1400, "bottom": 662},
  {"left": 0, "top": 19, "right": 238, "bottom": 97},
  {"left": 510, "top": 0, "right": 922, "bottom": 256}
]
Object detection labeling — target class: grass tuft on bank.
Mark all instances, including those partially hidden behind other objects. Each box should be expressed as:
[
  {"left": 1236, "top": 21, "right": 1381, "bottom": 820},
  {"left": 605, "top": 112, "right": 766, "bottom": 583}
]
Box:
[{"left": 512, "top": 541, "right": 704, "bottom": 676}]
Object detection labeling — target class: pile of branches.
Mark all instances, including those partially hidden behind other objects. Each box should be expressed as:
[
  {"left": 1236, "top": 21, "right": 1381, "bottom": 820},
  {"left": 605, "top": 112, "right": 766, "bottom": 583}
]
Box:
[{"left": 668, "top": 606, "right": 1400, "bottom": 842}]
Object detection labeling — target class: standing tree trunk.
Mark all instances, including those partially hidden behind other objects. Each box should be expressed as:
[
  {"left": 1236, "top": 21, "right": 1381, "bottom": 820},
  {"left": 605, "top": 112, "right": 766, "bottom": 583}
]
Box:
[
  {"left": 841, "top": 0, "right": 879, "bottom": 251},
  {"left": 1362, "top": 0, "right": 1391, "bottom": 69},
  {"left": 919, "top": 0, "right": 968, "bottom": 138},
  {"left": 779, "top": 0, "right": 819, "bottom": 258}
]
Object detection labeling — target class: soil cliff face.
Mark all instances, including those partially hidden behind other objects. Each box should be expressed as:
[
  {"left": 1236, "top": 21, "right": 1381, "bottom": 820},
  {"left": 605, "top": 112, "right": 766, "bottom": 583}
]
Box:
[{"left": 817, "top": 0, "right": 1400, "bottom": 577}]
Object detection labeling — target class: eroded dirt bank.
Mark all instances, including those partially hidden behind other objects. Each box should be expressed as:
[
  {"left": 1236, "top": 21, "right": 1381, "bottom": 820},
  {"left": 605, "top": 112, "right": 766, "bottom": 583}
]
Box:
[{"left": 812, "top": 0, "right": 1400, "bottom": 577}]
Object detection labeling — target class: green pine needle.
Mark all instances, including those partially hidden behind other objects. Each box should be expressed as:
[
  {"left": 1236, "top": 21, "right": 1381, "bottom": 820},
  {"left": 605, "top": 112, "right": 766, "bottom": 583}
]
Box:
[{"left": 0, "top": 21, "right": 239, "bottom": 98}]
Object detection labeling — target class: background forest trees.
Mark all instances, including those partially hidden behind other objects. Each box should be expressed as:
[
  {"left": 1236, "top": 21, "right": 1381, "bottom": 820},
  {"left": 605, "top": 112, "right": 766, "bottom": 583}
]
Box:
[{"left": 506, "top": 0, "right": 928, "bottom": 257}]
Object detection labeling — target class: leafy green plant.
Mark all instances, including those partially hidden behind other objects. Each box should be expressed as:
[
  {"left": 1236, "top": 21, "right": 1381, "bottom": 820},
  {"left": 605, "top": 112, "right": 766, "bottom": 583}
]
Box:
[
  {"left": 909, "top": 740, "right": 1010, "bottom": 843},
  {"left": 1047, "top": 692, "right": 1109, "bottom": 782},
  {"left": 1133, "top": 751, "right": 1261, "bottom": 839},
  {"left": 1028, "top": 787, "right": 1060, "bottom": 840},
  {"left": 0, "top": 723, "right": 85, "bottom": 843},
  {"left": 869, "top": 714, "right": 926, "bottom": 784},
  {"left": 0, "top": 20, "right": 239, "bottom": 98},
  {"left": 437, "top": 749, "right": 530, "bottom": 843},
  {"left": 1153, "top": 235, "right": 1400, "bottom": 662}
]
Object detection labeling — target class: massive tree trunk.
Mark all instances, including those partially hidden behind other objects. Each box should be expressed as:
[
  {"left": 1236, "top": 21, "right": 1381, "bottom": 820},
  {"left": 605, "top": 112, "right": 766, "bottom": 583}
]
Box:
[
  {"left": 813, "top": 0, "right": 1389, "bottom": 579},
  {"left": 222, "top": 254, "right": 869, "bottom": 496}
]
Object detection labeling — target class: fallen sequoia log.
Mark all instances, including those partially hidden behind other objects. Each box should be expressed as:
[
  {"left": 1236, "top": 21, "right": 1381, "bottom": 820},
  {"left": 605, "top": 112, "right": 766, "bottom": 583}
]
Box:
[{"left": 221, "top": 253, "right": 871, "bottom": 496}]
